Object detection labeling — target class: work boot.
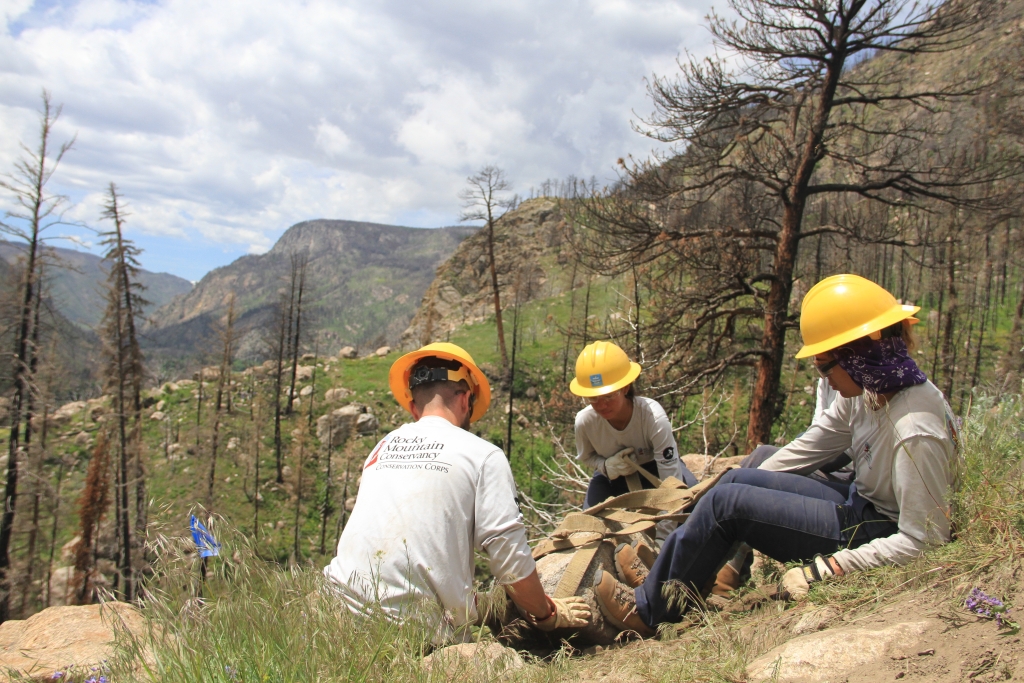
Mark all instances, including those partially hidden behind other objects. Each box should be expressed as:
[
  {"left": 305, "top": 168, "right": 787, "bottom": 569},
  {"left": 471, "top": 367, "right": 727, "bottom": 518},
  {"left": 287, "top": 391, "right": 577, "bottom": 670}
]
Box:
[
  {"left": 592, "top": 571, "right": 656, "bottom": 638},
  {"left": 711, "top": 563, "right": 744, "bottom": 597},
  {"left": 614, "top": 542, "right": 649, "bottom": 588}
]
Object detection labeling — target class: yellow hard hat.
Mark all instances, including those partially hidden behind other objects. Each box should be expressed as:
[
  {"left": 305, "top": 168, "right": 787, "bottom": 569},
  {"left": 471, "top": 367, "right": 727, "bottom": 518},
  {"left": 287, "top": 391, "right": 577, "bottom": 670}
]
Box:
[
  {"left": 795, "top": 274, "right": 920, "bottom": 358},
  {"left": 388, "top": 342, "right": 491, "bottom": 422},
  {"left": 569, "top": 341, "right": 641, "bottom": 397}
]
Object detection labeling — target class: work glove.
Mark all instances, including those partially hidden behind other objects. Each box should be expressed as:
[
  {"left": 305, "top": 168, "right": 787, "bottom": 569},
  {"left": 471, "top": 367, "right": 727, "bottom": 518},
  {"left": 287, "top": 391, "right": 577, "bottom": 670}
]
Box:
[
  {"left": 534, "top": 596, "right": 592, "bottom": 631},
  {"left": 782, "top": 554, "right": 843, "bottom": 600},
  {"left": 603, "top": 448, "right": 636, "bottom": 480}
]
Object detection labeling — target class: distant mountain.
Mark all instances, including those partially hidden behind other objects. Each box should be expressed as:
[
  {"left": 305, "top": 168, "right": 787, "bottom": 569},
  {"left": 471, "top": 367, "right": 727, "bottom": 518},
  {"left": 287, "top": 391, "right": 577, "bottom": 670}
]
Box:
[
  {"left": 0, "top": 241, "right": 193, "bottom": 329},
  {"left": 145, "top": 220, "right": 477, "bottom": 361}
]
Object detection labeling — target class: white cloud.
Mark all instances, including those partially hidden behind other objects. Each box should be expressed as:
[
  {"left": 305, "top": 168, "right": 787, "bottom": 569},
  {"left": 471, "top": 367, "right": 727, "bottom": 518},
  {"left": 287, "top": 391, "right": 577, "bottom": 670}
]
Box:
[{"left": 0, "top": 0, "right": 722, "bottom": 279}]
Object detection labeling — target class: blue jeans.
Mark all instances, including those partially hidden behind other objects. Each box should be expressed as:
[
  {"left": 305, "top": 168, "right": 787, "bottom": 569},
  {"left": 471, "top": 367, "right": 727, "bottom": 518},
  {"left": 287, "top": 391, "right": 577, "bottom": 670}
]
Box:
[
  {"left": 634, "top": 468, "right": 897, "bottom": 627},
  {"left": 585, "top": 460, "right": 698, "bottom": 508}
]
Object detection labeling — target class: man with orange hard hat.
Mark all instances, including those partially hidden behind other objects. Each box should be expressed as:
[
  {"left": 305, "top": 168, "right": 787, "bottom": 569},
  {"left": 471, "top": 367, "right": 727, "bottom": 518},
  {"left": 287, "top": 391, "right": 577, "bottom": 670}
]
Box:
[{"left": 324, "top": 342, "right": 590, "bottom": 642}]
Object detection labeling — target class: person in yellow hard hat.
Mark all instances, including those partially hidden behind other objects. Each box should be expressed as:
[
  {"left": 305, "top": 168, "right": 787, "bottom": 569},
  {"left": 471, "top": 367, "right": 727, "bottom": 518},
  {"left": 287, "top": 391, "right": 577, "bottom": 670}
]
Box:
[
  {"left": 569, "top": 340, "right": 697, "bottom": 512},
  {"left": 324, "top": 342, "right": 590, "bottom": 643},
  {"left": 592, "top": 274, "right": 959, "bottom": 637}
]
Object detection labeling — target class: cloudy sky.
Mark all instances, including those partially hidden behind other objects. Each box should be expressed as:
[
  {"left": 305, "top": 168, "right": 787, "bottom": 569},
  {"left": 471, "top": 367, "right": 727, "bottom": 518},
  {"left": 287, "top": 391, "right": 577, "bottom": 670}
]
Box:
[{"left": 1, "top": 0, "right": 721, "bottom": 281}]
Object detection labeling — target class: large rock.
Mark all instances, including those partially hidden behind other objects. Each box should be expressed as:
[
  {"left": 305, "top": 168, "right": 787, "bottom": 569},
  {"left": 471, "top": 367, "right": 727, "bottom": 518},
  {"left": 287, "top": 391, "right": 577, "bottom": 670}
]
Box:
[
  {"left": 422, "top": 641, "right": 523, "bottom": 678},
  {"left": 316, "top": 404, "right": 371, "bottom": 445},
  {"left": 682, "top": 454, "right": 745, "bottom": 481},
  {"left": 355, "top": 413, "right": 378, "bottom": 434},
  {"left": 295, "top": 365, "right": 315, "bottom": 381},
  {"left": 746, "top": 620, "right": 932, "bottom": 682},
  {"left": 51, "top": 401, "right": 87, "bottom": 426},
  {"left": 325, "top": 387, "right": 353, "bottom": 402},
  {"left": 0, "top": 603, "right": 146, "bottom": 681},
  {"left": 337, "top": 346, "right": 357, "bottom": 359}
]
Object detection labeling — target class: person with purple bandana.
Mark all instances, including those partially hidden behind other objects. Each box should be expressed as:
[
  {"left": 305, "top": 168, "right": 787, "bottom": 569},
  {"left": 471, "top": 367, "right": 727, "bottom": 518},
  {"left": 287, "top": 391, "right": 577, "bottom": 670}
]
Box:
[{"left": 592, "top": 274, "right": 960, "bottom": 636}]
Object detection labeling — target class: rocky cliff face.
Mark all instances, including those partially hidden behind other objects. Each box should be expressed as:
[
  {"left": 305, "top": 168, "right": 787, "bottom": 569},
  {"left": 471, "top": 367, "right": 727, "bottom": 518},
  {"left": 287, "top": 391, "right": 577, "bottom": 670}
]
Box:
[
  {"left": 401, "top": 198, "right": 573, "bottom": 349},
  {"left": 146, "top": 219, "right": 476, "bottom": 360}
]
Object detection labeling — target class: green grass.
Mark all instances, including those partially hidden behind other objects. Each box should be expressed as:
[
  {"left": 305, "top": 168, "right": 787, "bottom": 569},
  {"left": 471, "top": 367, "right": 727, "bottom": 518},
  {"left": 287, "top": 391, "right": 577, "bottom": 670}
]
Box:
[{"left": 77, "top": 391, "right": 1024, "bottom": 683}]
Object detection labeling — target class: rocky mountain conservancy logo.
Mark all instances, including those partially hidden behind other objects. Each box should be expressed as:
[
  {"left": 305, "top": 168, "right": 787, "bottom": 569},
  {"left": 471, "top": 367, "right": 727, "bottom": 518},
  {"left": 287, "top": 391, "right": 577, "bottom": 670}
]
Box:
[
  {"left": 590, "top": 373, "right": 603, "bottom": 387},
  {"left": 364, "top": 438, "right": 387, "bottom": 469}
]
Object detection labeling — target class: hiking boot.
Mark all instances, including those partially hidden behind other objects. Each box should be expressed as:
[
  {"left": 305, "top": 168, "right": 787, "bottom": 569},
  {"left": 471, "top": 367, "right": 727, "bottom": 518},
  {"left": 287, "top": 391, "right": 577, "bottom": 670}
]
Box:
[
  {"left": 614, "top": 542, "right": 650, "bottom": 588},
  {"left": 635, "top": 542, "right": 656, "bottom": 569},
  {"left": 711, "top": 563, "right": 744, "bottom": 597},
  {"left": 593, "top": 570, "right": 656, "bottom": 638}
]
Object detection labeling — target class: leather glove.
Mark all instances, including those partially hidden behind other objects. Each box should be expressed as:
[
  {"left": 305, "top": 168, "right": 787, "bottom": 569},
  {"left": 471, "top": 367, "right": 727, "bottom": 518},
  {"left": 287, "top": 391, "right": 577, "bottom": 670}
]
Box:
[
  {"left": 534, "top": 596, "right": 592, "bottom": 631},
  {"left": 782, "top": 554, "right": 843, "bottom": 600},
  {"left": 603, "top": 448, "right": 636, "bottom": 480}
]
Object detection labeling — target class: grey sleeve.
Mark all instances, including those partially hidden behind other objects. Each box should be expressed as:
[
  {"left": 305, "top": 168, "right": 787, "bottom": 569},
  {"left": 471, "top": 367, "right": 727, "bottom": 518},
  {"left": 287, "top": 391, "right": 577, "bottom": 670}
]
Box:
[
  {"left": 645, "top": 400, "right": 695, "bottom": 486},
  {"left": 575, "top": 414, "right": 606, "bottom": 475},
  {"left": 475, "top": 451, "right": 537, "bottom": 585},
  {"left": 834, "top": 435, "right": 952, "bottom": 572},
  {"left": 759, "top": 399, "right": 853, "bottom": 474}
]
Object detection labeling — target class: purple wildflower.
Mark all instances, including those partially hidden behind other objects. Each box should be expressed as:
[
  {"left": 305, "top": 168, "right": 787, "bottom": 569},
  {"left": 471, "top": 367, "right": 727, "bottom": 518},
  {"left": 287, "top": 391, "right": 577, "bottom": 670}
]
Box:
[{"left": 966, "top": 588, "right": 1020, "bottom": 633}]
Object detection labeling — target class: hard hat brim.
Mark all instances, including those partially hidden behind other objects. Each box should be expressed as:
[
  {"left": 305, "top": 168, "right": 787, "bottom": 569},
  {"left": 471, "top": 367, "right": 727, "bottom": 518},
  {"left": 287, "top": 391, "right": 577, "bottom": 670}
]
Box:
[
  {"left": 795, "top": 304, "right": 920, "bottom": 358},
  {"left": 568, "top": 362, "right": 642, "bottom": 397},
  {"left": 388, "top": 346, "right": 492, "bottom": 422}
]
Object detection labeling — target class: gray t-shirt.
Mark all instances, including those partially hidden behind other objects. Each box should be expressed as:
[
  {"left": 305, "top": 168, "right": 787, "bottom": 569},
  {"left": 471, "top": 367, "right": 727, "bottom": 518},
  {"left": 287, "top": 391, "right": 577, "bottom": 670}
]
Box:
[{"left": 574, "top": 397, "right": 686, "bottom": 483}]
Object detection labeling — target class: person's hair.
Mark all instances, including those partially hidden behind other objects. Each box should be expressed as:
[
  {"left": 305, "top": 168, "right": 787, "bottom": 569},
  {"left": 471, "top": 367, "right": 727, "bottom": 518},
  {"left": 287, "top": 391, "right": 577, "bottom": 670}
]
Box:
[
  {"left": 409, "top": 357, "right": 471, "bottom": 411},
  {"left": 624, "top": 383, "right": 636, "bottom": 401},
  {"left": 901, "top": 318, "right": 919, "bottom": 354}
]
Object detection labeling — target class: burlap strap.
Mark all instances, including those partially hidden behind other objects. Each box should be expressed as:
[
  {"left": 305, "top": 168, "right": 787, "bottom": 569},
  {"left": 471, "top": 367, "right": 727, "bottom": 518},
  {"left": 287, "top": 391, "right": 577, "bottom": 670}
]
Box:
[{"left": 553, "top": 541, "right": 603, "bottom": 598}]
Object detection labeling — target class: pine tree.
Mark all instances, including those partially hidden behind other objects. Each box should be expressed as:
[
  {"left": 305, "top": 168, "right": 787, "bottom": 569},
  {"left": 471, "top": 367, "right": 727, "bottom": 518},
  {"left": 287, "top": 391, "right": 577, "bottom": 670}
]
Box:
[{"left": 98, "top": 183, "right": 148, "bottom": 601}]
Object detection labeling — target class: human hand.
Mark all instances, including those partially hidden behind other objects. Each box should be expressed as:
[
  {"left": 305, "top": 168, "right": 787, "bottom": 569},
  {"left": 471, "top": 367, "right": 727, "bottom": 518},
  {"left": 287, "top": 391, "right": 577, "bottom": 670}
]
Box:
[
  {"left": 604, "top": 448, "right": 636, "bottom": 480},
  {"left": 534, "top": 596, "right": 592, "bottom": 631},
  {"left": 782, "top": 554, "right": 843, "bottom": 600}
]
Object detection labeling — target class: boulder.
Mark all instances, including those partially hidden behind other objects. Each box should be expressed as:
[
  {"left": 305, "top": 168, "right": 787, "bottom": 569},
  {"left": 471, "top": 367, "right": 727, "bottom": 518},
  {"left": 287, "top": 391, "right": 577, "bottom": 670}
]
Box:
[
  {"left": 155, "top": 400, "right": 166, "bottom": 412},
  {"left": 681, "top": 453, "right": 745, "bottom": 481},
  {"left": 45, "top": 566, "right": 75, "bottom": 607},
  {"left": 0, "top": 602, "right": 146, "bottom": 681},
  {"left": 325, "top": 387, "right": 353, "bottom": 402},
  {"left": 0, "top": 396, "right": 9, "bottom": 424},
  {"left": 337, "top": 346, "right": 358, "bottom": 359},
  {"left": 355, "top": 413, "right": 378, "bottom": 434},
  {"left": 301, "top": 353, "right": 317, "bottom": 362},
  {"left": 299, "top": 385, "right": 314, "bottom": 397},
  {"left": 295, "top": 366, "right": 315, "bottom": 381},
  {"left": 73, "top": 432, "right": 91, "bottom": 446},
  {"left": 52, "top": 401, "right": 87, "bottom": 425},
  {"left": 423, "top": 641, "right": 523, "bottom": 678},
  {"left": 197, "top": 366, "right": 220, "bottom": 381},
  {"left": 374, "top": 346, "right": 391, "bottom": 357},
  {"left": 150, "top": 411, "right": 166, "bottom": 421},
  {"left": 317, "top": 404, "right": 369, "bottom": 445},
  {"left": 746, "top": 620, "right": 932, "bottom": 682}
]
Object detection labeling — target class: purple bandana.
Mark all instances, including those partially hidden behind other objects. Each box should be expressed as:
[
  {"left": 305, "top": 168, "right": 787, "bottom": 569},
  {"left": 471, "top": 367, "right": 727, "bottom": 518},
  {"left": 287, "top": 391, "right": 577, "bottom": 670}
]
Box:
[{"left": 834, "top": 337, "right": 927, "bottom": 394}]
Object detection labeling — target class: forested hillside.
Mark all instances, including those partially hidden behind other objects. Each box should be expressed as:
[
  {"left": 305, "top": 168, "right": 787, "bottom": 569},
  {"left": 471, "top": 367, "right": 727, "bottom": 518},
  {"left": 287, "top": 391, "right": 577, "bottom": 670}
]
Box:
[{"left": 0, "top": 0, "right": 1022, "bottom": 680}]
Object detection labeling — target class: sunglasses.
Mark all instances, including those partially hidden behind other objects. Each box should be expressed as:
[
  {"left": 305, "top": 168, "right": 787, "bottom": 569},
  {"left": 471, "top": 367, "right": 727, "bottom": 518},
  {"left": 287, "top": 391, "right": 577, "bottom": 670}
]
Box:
[
  {"left": 814, "top": 358, "right": 840, "bottom": 379},
  {"left": 587, "top": 390, "right": 622, "bottom": 405}
]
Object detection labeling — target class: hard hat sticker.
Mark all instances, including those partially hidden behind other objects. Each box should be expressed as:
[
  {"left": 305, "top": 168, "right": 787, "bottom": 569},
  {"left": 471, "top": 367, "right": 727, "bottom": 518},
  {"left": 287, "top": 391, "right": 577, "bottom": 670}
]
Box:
[{"left": 590, "top": 373, "right": 603, "bottom": 387}]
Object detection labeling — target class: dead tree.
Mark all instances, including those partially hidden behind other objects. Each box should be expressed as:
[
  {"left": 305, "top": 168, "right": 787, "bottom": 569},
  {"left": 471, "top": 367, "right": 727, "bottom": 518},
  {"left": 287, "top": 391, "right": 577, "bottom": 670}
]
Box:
[
  {"left": 98, "top": 183, "right": 148, "bottom": 601},
  {"left": 73, "top": 431, "right": 112, "bottom": 605},
  {"left": 207, "top": 295, "right": 237, "bottom": 509},
  {"left": 0, "top": 92, "right": 74, "bottom": 622},
  {"left": 573, "top": 0, "right": 1011, "bottom": 448},
  {"left": 460, "top": 166, "right": 516, "bottom": 378},
  {"left": 285, "top": 254, "right": 307, "bottom": 416}
]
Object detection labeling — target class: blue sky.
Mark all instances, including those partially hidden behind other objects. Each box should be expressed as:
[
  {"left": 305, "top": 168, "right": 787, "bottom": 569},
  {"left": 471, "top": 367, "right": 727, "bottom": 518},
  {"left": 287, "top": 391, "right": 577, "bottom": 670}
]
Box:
[{"left": 1, "top": 0, "right": 721, "bottom": 281}]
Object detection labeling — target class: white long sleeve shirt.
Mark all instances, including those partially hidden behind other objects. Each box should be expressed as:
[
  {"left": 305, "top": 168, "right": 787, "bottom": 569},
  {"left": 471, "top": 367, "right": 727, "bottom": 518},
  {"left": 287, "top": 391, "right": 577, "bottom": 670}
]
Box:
[
  {"left": 324, "top": 416, "right": 536, "bottom": 638},
  {"left": 760, "top": 381, "right": 958, "bottom": 571},
  {"left": 575, "top": 397, "right": 684, "bottom": 482}
]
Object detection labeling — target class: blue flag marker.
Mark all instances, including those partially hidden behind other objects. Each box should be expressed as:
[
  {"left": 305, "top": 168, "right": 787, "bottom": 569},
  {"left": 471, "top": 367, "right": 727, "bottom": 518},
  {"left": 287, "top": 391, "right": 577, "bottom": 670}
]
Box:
[{"left": 190, "top": 515, "right": 221, "bottom": 558}]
